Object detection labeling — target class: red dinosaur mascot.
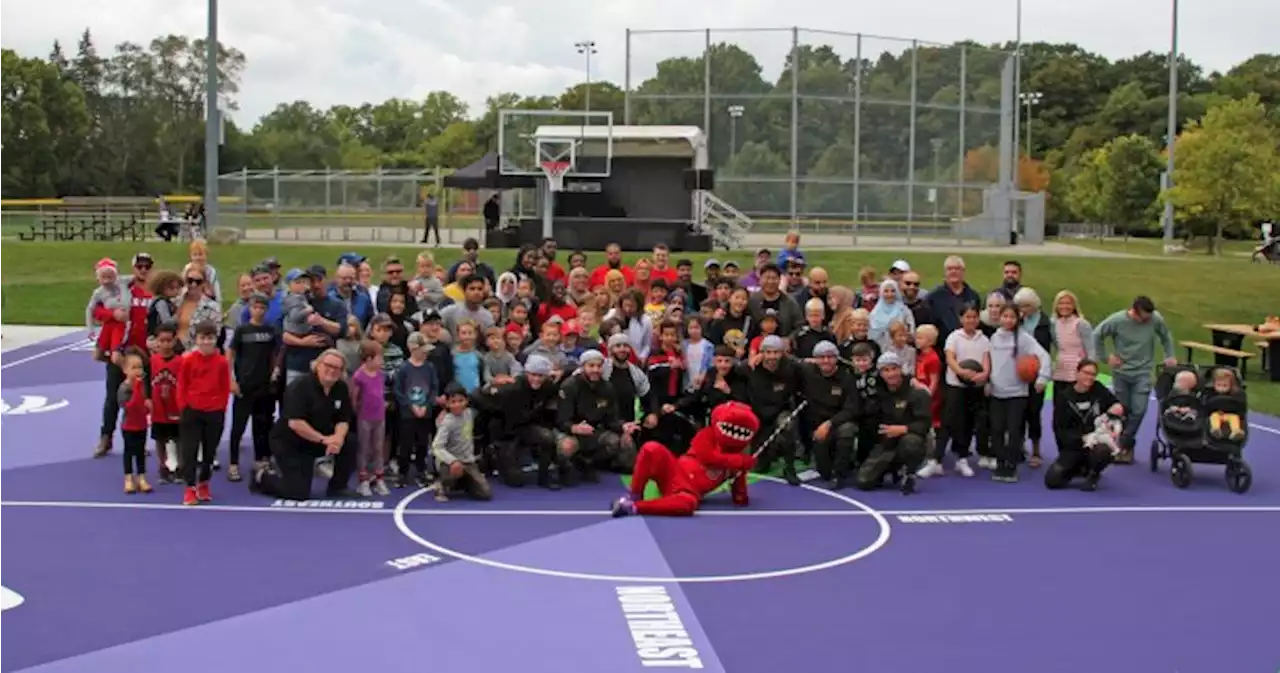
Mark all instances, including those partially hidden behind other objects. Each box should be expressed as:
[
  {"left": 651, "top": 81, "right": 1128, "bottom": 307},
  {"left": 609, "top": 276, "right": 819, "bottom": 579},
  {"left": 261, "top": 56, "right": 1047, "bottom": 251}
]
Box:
[{"left": 611, "top": 401, "right": 761, "bottom": 517}]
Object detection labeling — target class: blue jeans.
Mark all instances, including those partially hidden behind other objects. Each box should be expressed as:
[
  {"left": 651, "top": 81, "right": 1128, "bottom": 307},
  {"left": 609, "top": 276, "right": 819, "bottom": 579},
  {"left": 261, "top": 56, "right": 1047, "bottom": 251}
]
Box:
[{"left": 1111, "top": 372, "right": 1152, "bottom": 450}]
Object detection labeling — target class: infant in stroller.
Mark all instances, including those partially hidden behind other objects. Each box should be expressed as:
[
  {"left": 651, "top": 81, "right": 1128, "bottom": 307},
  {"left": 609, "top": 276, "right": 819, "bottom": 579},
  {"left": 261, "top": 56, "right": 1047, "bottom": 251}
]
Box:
[{"left": 1152, "top": 364, "right": 1252, "bottom": 493}]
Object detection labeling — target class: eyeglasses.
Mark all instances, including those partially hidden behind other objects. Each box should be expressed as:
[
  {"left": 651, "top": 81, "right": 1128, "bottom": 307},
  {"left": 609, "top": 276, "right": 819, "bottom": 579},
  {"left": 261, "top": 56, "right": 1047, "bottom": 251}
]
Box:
[
  {"left": 185, "top": 277, "right": 204, "bottom": 285},
  {"left": 134, "top": 263, "right": 153, "bottom": 270},
  {"left": 901, "top": 281, "right": 919, "bottom": 287},
  {"left": 385, "top": 267, "right": 404, "bottom": 275},
  {"left": 318, "top": 360, "right": 344, "bottom": 372}
]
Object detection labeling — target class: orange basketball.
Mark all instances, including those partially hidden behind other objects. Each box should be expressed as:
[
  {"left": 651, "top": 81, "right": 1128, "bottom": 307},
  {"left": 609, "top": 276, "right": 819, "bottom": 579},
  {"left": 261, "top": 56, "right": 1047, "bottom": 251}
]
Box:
[{"left": 1016, "top": 354, "right": 1039, "bottom": 383}]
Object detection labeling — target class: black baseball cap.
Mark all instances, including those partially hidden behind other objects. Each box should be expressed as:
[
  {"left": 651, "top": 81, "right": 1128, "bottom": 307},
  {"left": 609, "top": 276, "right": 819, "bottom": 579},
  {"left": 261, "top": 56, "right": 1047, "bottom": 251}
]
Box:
[
  {"left": 251, "top": 264, "right": 272, "bottom": 276},
  {"left": 262, "top": 257, "right": 281, "bottom": 269},
  {"left": 307, "top": 264, "right": 328, "bottom": 279},
  {"left": 420, "top": 308, "right": 442, "bottom": 323}
]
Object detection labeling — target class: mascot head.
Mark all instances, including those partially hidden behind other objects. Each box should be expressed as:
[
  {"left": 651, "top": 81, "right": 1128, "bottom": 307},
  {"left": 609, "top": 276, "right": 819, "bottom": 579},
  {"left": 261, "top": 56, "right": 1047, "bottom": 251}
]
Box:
[{"left": 710, "top": 401, "right": 760, "bottom": 452}]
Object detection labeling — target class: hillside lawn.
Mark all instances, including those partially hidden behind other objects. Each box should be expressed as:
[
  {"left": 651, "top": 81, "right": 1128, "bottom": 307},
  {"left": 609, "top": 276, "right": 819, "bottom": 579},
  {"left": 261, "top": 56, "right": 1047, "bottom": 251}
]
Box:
[{"left": 2, "top": 241, "right": 1276, "bottom": 414}]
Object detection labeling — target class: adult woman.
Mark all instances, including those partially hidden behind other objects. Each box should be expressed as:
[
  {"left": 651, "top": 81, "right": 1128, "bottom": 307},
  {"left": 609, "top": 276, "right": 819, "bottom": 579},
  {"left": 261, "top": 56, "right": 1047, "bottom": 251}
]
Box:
[
  {"left": 868, "top": 279, "right": 915, "bottom": 349},
  {"left": 177, "top": 263, "right": 222, "bottom": 349},
  {"left": 567, "top": 267, "right": 593, "bottom": 307},
  {"left": 1013, "top": 287, "right": 1053, "bottom": 468},
  {"left": 187, "top": 240, "right": 222, "bottom": 303},
  {"left": 980, "top": 291, "right": 1005, "bottom": 338},
  {"left": 250, "top": 349, "right": 357, "bottom": 501},
  {"left": 606, "top": 289, "right": 653, "bottom": 361},
  {"left": 828, "top": 285, "right": 857, "bottom": 340},
  {"left": 495, "top": 272, "right": 519, "bottom": 318},
  {"left": 359, "top": 260, "right": 378, "bottom": 307},
  {"left": 1046, "top": 359, "right": 1124, "bottom": 491},
  {"left": 1048, "top": 290, "right": 1096, "bottom": 401},
  {"left": 385, "top": 291, "right": 415, "bottom": 353},
  {"left": 604, "top": 269, "right": 627, "bottom": 298},
  {"left": 443, "top": 261, "right": 474, "bottom": 304},
  {"left": 591, "top": 285, "right": 616, "bottom": 316}
]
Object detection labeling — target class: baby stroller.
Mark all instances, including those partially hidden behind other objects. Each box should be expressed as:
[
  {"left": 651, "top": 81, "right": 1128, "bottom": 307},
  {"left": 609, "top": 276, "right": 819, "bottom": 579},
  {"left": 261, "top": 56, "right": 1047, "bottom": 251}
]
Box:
[{"left": 1149, "top": 364, "right": 1252, "bottom": 493}]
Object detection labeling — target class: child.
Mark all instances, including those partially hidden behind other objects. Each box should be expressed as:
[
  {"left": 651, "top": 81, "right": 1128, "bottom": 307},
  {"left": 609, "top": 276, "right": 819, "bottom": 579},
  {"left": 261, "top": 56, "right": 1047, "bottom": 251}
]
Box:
[
  {"left": 227, "top": 293, "right": 279, "bottom": 482},
  {"left": 504, "top": 323, "right": 527, "bottom": 356},
  {"left": 482, "top": 297, "right": 504, "bottom": 326},
  {"left": 86, "top": 258, "right": 130, "bottom": 363},
  {"left": 913, "top": 325, "right": 945, "bottom": 474},
  {"left": 118, "top": 347, "right": 153, "bottom": 494},
  {"left": 337, "top": 315, "right": 364, "bottom": 374},
  {"left": 748, "top": 310, "right": 781, "bottom": 356},
  {"left": 644, "top": 280, "right": 670, "bottom": 323},
  {"left": 281, "top": 268, "right": 316, "bottom": 337},
  {"left": 856, "top": 266, "right": 880, "bottom": 312},
  {"left": 417, "top": 309, "right": 456, "bottom": 392},
  {"left": 411, "top": 253, "right": 446, "bottom": 311},
  {"left": 522, "top": 320, "right": 569, "bottom": 374},
  {"left": 699, "top": 298, "right": 719, "bottom": 322},
  {"left": 369, "top": 314, "right": 405, "bottom": 480},
  {"left": 431, "top": 382, "right": 492, "bottom": 502},
  {"left": 508, "top": 301, "right": 532, "bottom": 340},
  {"left": 560, "top": 320, "right": 589, "bottom": 367},
  {"left": 176, "top": 321, "right": 231, "bottom": 506},
  {"left": 850, "top": 343, "right": 882, "bottom": 467},
  {"left": 683, "top": 317, "right": 713, "bottom": 392},
  {"left": 451, "top": 320, "right": 484, "bottom": 394},
  {"left": 1164, "top": 370, "right": 1200, "bottom": 423},
  {"left": 395, "top": 332, "right": 439, "bottom": 488},
  {"left": 1208, "top": 369, "right": 1245, "bottom": 440},
  {"left": 482, "top": 327, "right": 522, "bottom": 385},
  {"left": 884, "top": 320, "right": 916, "bottom": 376},
  {"left": 840, "top": 308, "right": 881, "bottom": 364},
  {"left": 645, "top": 320, "right": 686, "bottom": 430},
  {"left": 987, "top": 305, "right": 1050, "bottom": 483},
  {"left": 792, "top": 298, "right": 835, "bottom": 359},
  {"left": 577, "top": 306, "right": 600, "bottom": 340},
  {"left": 351, "top": 340, "right": 391, "bottom": 496},
  {"left": 149, "top": 323, "right": 183, "bottom": 482}
]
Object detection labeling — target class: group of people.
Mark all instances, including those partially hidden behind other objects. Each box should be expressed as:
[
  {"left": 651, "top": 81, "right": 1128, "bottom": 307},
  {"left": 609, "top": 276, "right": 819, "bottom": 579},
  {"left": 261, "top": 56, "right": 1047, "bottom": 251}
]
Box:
[{"left": 85, "top": 232, "right": 1186, "bottom": 512}]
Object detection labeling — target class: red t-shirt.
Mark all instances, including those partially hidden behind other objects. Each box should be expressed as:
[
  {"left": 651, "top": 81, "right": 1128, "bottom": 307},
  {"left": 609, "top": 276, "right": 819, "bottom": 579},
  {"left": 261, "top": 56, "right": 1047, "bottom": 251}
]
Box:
[
  {"left": 588, "top": 264, "right": 635, "bottom": 289},
  {"left": 150, "top": 353, "right": 183, "bottom": 424},
  {"left": 649, "top": 266, "right": 678, "bottom": 287},
  {"left": 120, "top": 377, "right": 150, "bottom": 432},
  {"left": 915, "top": 348, "right": 943, "bottom": 428},
  {"left": 177, "top": 349, "right": 231, "bottom": 412}
]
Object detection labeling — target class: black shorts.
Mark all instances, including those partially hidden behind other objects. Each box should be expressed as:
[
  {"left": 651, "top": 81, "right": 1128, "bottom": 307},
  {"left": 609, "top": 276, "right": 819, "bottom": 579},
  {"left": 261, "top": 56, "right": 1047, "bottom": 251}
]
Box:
[{"left": 151, "top": 423, "right": 179, "bottom": 443}]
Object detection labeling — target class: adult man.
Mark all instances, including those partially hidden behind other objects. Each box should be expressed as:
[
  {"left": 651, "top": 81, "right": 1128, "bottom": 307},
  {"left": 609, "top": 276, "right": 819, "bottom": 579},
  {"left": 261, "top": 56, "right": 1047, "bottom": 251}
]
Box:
[
  {"left": 649, "top": 243, "right": 678, "bottom": 286},
  {"left": 374, "top": 256, "right": 410, "bottom": 313},
  {"left": 446, "top": 238, "right": 496, "bottom": 287},
  {"left": 440, "top": 274, "right": 496, "bottom": 338},
  {"left": 747, "top": 264, "right": 802, "bottom": 336},
  {"left": 744, "top": 335, "right": 803, "bottom": 485},
  {"left": 421, "top": 193, "right": 440, "bottom": 246},
  {"left": 328, "top": 263, "right": 373, "bottom": 328},
  {"left": 473, "top": 355, "right": 565, "bottom": 489},
  {"left": 588, "top": 242, "right": 635, "bottom": 288},
  {"left": 792, "top": 267, "right": 832, "bottom": 324},
  {"left": 95, "top": 252, "right": 154, "bottom": 458},
  {"left": 925, "top": 255, "right": 980, "bottom": 344},
  {"left": 482, "top": 193, "right": 501, "bottom": 230},
  {"left": 250, "top": 349, "right": 358, "bottom": 500},
  {"left": 674, "top": 259, "right": 705, "bottom": 308},
  {"left": 855, "top": 353, "right": 929, "bottom": 494},
  {"left": 240, "top": 264, "right": 285, "bottom": 326},
  {"left": 539, "top": 237, "right": 567, "bottom": 282},
  {"left": 556, "top": 350, "right": 640, "bottom": 479},
  {"left": 800, "top": 341, "right": 860, "bottom": 489},
  {"left": 602, "top": 334, "right": 651, "bottom": 422},
  {"left": 1092, "top": 296, "right": 1176, "bottom": 463},
  {"left": 887, "top": 259, "right": 911, "bottom": 284},
  {"left": 900, "top": 270, "right": 935, "bottom": 329},
  {"left": 281, "top": 266, "right": 348, "bottom": 386},
  {"left": 993, "top": 260, "right": 1023, "bottom": 301}
]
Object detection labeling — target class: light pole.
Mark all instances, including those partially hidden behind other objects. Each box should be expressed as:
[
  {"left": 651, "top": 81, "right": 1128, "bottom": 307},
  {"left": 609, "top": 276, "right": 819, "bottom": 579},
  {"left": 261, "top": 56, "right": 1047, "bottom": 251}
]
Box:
[
  {"left": 575, "top": 40, "right": 597, "bottom": 112},
  {"left": 727, "top": 105, "right": 744, "bottom": 158},
  {"left": 1162, "top": 0, "right": 1180, "bottom": 249},
  {"left": 203, "top": 0, "right": 219, "bottom": 230},
  {"left": 1019, "top": 91, "right": 1043, "bottom": 161},
  {"left": 930, "top": 138, "right": 943, "bottom": 221}
]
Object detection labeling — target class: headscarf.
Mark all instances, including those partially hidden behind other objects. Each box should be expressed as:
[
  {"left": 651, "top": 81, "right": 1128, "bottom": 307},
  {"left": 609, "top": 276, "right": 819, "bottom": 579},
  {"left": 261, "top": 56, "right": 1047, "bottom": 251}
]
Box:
[
  {"left": 496, "top": 272, "right": 519, "bottom": 304},
  {"left": 868, "top": 279, "right": 909, "bottom": 342}
]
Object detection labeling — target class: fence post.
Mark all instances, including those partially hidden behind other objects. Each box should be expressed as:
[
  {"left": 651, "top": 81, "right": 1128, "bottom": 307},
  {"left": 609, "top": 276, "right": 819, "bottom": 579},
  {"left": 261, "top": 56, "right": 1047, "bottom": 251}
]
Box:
[
  {"left": 906, "top": 40, "right": 919, "bottom": 244},
  {"left": 623, "top": 29, "right": 632, "bottom": 125},
  {"left": 852, "top": 33, "right": 862, "bottom": 247},
  {"left": 703, "top": 29, "right": 712, "bottom": 153},
  {"left": 957, "top": 46, "right": 967, "bottom": 245},
  {"left": 789, "top": 27, "right": 800, "bottom": 226}
]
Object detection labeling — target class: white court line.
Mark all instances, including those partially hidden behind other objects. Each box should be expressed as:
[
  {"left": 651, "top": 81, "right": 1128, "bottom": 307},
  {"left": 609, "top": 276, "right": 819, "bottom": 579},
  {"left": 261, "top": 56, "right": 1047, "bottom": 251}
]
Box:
[
  {"left": 2, "top": 500, "right": 1277, "bottom": 517},
  {"left": 0, "top": 340, "right": 86, "bottom": 370}
]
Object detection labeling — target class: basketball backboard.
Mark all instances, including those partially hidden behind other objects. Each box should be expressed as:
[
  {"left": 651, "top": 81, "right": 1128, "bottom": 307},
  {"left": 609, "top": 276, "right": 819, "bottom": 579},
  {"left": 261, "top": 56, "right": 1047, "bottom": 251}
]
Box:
[{"left": 498, "top": 109, "right": 613, "bottom": 178}]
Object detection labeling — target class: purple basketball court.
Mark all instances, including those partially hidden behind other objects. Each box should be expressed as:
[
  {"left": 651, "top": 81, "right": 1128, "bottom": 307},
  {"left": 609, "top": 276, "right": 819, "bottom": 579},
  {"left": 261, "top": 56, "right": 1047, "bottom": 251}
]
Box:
[{"left": 3, "top": 331, "right": 1278, "bottom": 673}]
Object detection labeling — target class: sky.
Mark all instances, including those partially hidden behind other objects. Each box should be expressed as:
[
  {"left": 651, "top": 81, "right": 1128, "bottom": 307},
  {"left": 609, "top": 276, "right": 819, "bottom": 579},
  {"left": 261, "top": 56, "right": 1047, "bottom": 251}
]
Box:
[{"left": 1, "top": 0, "right": 1275, "bottom": 126}]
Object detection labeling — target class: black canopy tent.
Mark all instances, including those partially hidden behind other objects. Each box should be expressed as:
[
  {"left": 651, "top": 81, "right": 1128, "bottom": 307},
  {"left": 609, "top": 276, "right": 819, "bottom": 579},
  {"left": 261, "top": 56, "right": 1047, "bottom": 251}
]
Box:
[{"left": 442, "top": 152, "right": 537, "bottom": 190}]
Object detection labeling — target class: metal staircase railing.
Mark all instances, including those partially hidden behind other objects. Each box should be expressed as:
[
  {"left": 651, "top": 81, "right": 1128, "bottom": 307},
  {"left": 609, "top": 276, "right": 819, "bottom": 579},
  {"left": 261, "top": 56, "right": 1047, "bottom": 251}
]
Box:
[{"left": 696, "top": 191, "right": 753, "bottom": 250}]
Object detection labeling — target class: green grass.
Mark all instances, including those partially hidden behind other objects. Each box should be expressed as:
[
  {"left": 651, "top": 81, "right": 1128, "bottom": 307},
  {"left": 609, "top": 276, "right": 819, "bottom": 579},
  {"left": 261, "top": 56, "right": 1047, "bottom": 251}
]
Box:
[
  {"left": 1057, "top": 236, "right": 1258, "bottom": 256},
  {"left": 2, "top": 241, "right": 1276, "bottom": 414}
]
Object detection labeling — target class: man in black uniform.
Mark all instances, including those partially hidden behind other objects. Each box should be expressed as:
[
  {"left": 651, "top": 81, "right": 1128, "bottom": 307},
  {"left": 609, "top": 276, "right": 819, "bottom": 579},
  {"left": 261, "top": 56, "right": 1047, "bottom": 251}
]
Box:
[
  {"left": 556, "top": 350, "right": 640, "bottom": 479},
  {"left": 856, "top": 353, "right": 930, "bottom": 494},
  {"left": 799, "top": 341, "right": 860, "bottom": 489},
  {"left": 472, "top": 354, "right": 564, "bottom": 489},
  {"left": 745, "top": 334, "right": 804, "bottom": 486},
  {"left": 677, "top": 345, "right": 751, "bottom": 422},
  {"left": 251, "top": 349, "right": 358, "bottom": 500}
]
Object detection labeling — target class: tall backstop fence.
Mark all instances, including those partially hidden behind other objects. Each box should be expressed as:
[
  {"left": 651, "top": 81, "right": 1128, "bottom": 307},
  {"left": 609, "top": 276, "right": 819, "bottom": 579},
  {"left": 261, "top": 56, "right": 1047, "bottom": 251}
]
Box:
[{"left": 624, "top": 27, "right": 1037, "bottom": 242}]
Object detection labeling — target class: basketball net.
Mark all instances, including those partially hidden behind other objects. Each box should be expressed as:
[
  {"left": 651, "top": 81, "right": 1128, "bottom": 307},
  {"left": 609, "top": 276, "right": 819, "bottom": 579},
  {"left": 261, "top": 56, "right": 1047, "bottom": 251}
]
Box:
[{"left": 541, "top": 161, "right": 570, "bottom": 193}]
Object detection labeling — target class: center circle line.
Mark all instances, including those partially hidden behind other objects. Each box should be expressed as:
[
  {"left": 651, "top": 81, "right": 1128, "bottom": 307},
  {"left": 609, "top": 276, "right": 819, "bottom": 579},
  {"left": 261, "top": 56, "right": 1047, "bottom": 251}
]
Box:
[{"left": 391, "top": 475, "right": 893, "bottom": 584}]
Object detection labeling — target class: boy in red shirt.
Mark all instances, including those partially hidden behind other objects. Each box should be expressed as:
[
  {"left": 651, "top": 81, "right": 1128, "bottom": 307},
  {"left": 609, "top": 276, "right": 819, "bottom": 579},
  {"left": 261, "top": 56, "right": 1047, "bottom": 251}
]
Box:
[
  {"left": 118, "top": 347, "right": 154, "bottom": 494},
  {"left": 914, "top": 324, "right": 945, "bottom": 454},
  {"left": 149, "top": 323, "right": 183, "bottom": 483},
  {"left": 177, "top": 321, "right": 231, "bottom": 505}
]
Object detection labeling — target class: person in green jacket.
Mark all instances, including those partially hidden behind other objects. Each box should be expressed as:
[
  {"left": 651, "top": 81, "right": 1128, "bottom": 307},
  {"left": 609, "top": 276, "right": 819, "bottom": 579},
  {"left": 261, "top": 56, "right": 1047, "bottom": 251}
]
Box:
[{"left": 1092, "top": 295, "right": 1177, "bottom": 463}]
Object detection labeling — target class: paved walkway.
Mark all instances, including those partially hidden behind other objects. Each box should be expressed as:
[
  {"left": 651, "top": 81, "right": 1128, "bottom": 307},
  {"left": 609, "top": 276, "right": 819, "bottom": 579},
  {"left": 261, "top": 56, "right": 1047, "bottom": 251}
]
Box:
[{"left": 238, "top": 227, "right": 1140, "bottom": 258}]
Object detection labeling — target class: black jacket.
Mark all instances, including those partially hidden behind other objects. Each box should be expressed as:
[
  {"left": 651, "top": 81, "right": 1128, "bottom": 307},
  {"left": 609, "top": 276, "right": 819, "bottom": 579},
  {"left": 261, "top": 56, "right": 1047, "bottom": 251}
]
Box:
[
  {"left": 875, "top": 381, "right": 932, "bottom": 440},
  {"left": 677, "top": 366, "right": 752, "bottom": 421},
  {"left": 473, "top": 375, "right": 559, "bottom": 434},
  {"left": 556, "top": 373, "right": 624, "bottom": 434},
  {"left": 798, "top": 362, "right": 860, "bottom": 428},
  {"left": 743, "top": 356, "right": 804, "bottom": 422}
]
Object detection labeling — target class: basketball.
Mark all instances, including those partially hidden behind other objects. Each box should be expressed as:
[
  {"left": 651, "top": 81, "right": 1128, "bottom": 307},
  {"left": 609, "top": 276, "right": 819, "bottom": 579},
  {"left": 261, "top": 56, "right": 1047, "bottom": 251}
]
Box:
[
  {"left": 1016, "top": 354, "right": 1040, "bottom": 383},
  {"left": 958, "top": 359, "right": 983, "bottom": 385}
]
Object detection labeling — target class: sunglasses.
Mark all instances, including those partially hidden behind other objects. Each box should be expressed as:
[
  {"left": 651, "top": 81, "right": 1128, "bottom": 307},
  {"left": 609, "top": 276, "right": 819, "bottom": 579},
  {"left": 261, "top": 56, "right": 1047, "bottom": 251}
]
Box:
[
  {"left": 902, "top": 281, "right": 919, "bottom": 287},
  {"left": 186, "top": 277, "right": 204, "bottom": 285},
  {"left": 385, "top": 268, "right": 404, "bottom": 275},
  {"left": 134, "top": 263, "right": 153, "bottom": 270}
]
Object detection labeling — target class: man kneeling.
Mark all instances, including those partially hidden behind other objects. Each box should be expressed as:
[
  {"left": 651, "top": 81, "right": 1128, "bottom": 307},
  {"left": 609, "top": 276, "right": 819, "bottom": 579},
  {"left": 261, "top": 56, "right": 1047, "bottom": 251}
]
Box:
[
  {"left": 432, "top": 383, "right": 491, "bottom": 502},
  {"left": 855, "top": 353, "right": 929, "bottom": 494},
  {"left": 1046, "top": 359, "right": 1124, "bottom": 492}
]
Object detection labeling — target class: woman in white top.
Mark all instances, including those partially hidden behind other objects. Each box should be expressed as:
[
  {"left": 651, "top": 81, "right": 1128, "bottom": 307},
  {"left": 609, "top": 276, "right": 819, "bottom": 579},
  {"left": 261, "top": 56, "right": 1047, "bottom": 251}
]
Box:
[
  {"left": 920, "top": 302, "right": 990, "bottom": 479},
  {"left": 605, "top": 288, "right": 653, "bottom": 361}
]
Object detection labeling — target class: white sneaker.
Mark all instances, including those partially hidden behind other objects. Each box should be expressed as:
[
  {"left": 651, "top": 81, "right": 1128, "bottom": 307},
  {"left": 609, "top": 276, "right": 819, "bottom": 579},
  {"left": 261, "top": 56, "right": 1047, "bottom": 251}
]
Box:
[
  {"left": 954, "top": 458, "right": 975, "bottom": 477},
  {"left": 916, "top": 460, "right": 944, "bottom": 478},
  {"left": 356, "top": 480, "right": 373, "bottom": 497},
  {"left": 977, "top": 456, "right": 996, "bottom": 470},
  {"left": 372, "top": 478, "right": 391, "bottom": 496},
  {"left": 315, "top": 457, "right": 335, "bottom": 480}
]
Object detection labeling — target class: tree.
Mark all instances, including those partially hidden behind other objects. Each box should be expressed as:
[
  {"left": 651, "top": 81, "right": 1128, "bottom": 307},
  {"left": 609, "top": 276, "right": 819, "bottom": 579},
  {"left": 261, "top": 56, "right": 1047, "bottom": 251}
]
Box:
[
  {"left": 1166, "top": 95, "right": 1280, "bottom": 253},
  {"left": 1067, "top": 134, "right": 1163, "bottom": 238},
  {"left": 1, "top": 49, "right": 91, "bottom": 196}
]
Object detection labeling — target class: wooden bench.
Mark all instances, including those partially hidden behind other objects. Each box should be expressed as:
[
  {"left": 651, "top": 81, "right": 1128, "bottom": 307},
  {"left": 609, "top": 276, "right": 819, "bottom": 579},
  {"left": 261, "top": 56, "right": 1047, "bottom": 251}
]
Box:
[{"left": 1181, "top": 340, "right": 1255, "bottom": 377}]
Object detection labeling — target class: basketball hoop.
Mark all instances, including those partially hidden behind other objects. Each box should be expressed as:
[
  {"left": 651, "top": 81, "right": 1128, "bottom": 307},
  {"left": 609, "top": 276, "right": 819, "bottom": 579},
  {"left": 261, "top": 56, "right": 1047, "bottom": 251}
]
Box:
[{"left": 540, "top": 161, "right": 571, "bottom": 192}]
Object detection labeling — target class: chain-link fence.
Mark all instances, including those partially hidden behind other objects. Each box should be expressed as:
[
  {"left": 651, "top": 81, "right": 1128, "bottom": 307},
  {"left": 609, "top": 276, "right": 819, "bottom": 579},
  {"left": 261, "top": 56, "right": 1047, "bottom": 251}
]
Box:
[
  {"left": 625, "top": 27, "right": 1019, "bottom": 241},
  {"left": 215, "top": 168, "right": 486, "bottom": 242}
]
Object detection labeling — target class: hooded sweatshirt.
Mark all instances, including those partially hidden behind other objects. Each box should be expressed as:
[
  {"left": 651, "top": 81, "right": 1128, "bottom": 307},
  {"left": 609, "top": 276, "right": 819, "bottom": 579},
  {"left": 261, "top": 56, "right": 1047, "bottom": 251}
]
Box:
[{"left": 987, "top": 327, "right": 1050, "bottom": 399}]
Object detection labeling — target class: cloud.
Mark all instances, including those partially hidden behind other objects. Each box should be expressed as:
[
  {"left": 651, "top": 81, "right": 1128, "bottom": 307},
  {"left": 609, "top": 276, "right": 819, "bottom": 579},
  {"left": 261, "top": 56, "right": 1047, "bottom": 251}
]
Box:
[{"left": 2, "top": 0, "right": 1275, "bottom": 125}]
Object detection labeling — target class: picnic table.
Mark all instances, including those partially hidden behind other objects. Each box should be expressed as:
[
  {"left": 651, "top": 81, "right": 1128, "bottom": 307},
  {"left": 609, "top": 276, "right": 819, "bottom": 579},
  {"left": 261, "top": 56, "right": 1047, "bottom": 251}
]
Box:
[{"left": 1201, "top": 323, "right": 1280, "bottom": 382}]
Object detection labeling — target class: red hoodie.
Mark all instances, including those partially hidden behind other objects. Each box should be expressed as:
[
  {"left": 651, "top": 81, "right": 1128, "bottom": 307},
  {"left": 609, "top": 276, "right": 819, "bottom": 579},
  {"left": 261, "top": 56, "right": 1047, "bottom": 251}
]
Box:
[
  {"left": 177, "top": 349, "right": 230, "bottom": 412},
  {"left": 120, "top": 377, "right": 150, "bottom": 432}
]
